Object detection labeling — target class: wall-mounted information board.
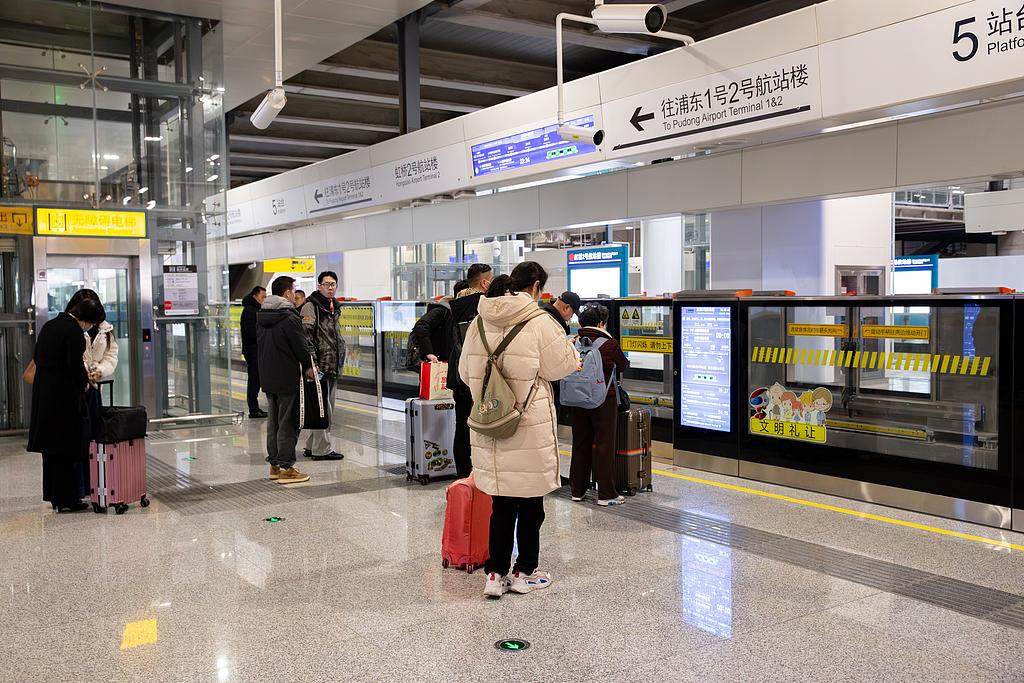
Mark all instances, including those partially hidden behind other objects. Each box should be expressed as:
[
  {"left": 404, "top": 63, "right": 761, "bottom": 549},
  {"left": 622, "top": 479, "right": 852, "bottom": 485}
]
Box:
[
  {"left": 678, "top": 306, "right": 732, "bottom": 432},
  {"left": 471, "top": 115, "right": 598, "bottom": 177}
]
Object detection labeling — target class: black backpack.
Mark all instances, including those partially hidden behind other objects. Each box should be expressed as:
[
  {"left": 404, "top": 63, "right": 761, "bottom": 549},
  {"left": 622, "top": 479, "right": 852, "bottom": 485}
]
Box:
[
  {"left": 405, "top": 300, "right": 450, "bottom": 373},
  {"left": 444, "top": 294, "right": 481, "bottom": 390}
]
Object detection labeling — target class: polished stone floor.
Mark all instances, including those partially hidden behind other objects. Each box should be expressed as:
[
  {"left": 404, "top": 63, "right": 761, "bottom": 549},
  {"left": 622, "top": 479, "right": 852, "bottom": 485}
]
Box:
[{"left": 3, "top": 400, "right": 1024, "bottom": 682}]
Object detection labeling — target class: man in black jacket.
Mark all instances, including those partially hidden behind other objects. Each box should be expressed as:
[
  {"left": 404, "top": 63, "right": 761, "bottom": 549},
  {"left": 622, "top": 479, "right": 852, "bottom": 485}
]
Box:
[
  {"left": 443, "top": 263, "right": 492, "bottom": 478},
  {"left": 540, "top": 291, "right": 580, "bottom": 336},
  {"left": 257, "top": 277, "right": 315, "bottom": 484},
  {"left": 240, "top": 286, "right": 267, "bottom": 418},
  {"left": 539, "top": 290, "right": 580, "bottom": 419}
]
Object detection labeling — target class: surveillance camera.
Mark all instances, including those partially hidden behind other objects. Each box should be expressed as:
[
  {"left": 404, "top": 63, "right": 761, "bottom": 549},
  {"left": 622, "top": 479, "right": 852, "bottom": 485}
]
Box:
[
  {"left": 491, "top": 238, "right": 501, "bottom": 258},
  {"left": 558, "top": 124, "right": 605, "bottom": 147},
  {"left": 592, "top": 4, "right": 667, "bottom": 34},
  {"left": 250, "top": 87, "right": 287, "bottom": 130}
]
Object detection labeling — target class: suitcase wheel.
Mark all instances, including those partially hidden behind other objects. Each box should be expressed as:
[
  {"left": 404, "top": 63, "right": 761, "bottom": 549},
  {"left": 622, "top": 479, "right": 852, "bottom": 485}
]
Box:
[
  {"left": 627, "top": 487, "right": 637, "bottom": 497},
  {"left": 116, "top": 504, "right": 128, "bottom": 515},
  {"left": 466, "top": 564, "right": 474, "bottom": 575},
  {"left": 419, "top": 476, "right": 429, "bottom": 486},
  {"left": 442, "top": 558, "right": 449, "bottom": 569},
  {"left": 406, "top": 473, "right": 413, "bottom": 482},
  {"left": 140, "top": 496, "right": 150, "bottom": 508},
  {"left": 646, "top": 484, "right": 653, "bottom": 492},
  {"left": 92, "top": 503, "right": 105, "bottom": 514}
]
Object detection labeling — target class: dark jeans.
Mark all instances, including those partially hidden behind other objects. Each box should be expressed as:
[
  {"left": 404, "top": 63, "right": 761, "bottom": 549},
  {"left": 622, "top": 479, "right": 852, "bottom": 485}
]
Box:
[
  {"left": 484, "top": 495, "right": 545, "bottom": 577},
  {"left": 266, "top": 392, "right": 300, "bottom": 470},
  {"left": 245, "top": 354, "right": 262, "bottom": 413},
  {"left": 453, "top": 386, "right": 473, "bottom": 479},
  {"left": 569, "top": 397, "right": 618, "bottom": 500}
]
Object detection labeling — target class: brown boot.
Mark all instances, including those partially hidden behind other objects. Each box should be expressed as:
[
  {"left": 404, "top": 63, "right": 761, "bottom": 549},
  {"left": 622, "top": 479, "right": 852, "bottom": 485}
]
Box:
[{"left": 277, "top": 468, "right": 310, "bottom": 484}]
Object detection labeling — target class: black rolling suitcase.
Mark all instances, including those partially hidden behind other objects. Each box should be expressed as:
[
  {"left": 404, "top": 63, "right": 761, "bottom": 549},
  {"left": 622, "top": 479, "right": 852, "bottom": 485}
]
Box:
[{"left": 615, "top": 408, "right": 653, "bottom": 496}]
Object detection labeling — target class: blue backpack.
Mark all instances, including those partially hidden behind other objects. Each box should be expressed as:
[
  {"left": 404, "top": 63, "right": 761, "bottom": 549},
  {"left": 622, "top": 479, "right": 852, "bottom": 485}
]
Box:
[{"left": 560, "top": 337, "right": 608, "bottom": 409}]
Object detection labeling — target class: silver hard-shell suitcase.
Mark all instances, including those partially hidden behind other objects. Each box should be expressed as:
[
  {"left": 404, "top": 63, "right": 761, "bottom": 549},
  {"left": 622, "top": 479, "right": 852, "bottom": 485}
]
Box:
[
  {"left": 615, "top": 408, "right": 653, "bottom": 496},
  {"left": 405, "top": 397, "right": 458, "bottom": 485}
]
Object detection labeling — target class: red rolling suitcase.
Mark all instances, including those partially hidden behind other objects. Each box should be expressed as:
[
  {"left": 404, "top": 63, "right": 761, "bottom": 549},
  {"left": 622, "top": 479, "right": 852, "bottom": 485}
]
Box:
[
  {"left": 89, "top": 438, "right": 150, "bottom": 515},
  {"left": 441, "top": 474, "right": 491, "bottom": 573}
]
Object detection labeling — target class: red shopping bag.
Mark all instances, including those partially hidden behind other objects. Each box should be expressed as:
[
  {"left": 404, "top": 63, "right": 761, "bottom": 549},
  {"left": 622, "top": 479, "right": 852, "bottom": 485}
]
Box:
[{"left": 419, "top": 361, "right": 453, "bottom": 400}]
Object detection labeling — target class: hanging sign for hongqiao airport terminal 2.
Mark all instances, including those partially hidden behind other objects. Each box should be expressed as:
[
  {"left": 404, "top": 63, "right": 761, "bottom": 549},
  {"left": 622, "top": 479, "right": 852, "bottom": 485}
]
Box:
[{"left": 35, "top": 207, "right": 147, "bottom": 238}]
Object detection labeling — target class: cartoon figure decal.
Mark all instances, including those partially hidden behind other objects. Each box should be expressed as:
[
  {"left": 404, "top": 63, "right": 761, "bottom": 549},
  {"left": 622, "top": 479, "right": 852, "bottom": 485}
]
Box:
[{"left": 749, "top": 383, "right": 831, "bottom": 443}]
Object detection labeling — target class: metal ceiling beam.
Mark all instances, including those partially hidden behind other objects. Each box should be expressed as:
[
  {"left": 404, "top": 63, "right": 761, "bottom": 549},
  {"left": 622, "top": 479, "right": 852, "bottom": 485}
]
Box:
[
  {"left": 286, "top": 70, "right": 509, "bottom": 109},
  {"left": 230, "top": 135, "right": 366, "bottom": 149},
  {"left": 307, "top": 63, "right": 533, "bottom": 98},
  {"left": 430, "top": 8, "right": 662, "bottom": 54},
  {"left": 281, "top": 84, "right": 482, "bottom": 114},
  {"left": 229, "top": 152, "right": 326, "bottom": 164},
  {"left": 692, "top": 0, "right": 818, "bottom": 40},
  {"left": 270, "top": 115, "right": 400, "bottom": 134},
  {"left": 326, "top": 40, "right": 583, "bottom": 93}
]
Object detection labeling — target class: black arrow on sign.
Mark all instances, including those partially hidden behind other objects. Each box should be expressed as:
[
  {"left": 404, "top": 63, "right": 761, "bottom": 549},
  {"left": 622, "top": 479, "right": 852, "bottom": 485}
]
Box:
[
  {"left": 630, "top": 106, "right": 655, "bottom": 132},
  {"left": 313, "top": 189, "right": 323, "bottom": 204}
]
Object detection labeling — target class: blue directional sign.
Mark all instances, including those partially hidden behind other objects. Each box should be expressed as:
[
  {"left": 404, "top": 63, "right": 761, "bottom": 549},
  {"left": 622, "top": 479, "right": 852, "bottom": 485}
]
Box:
[{"left": 471, "top": 115, "right": 598, "bottom": 177}]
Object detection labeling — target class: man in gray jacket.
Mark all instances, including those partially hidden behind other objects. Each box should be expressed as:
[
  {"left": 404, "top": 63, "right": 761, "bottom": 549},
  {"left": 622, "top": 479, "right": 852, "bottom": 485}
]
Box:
[
  {"left": 299, "top": 270, "right": 346, "bottom": 460},
  {"left": 257, "top": 276, "right": 316, "bottom": 484}
]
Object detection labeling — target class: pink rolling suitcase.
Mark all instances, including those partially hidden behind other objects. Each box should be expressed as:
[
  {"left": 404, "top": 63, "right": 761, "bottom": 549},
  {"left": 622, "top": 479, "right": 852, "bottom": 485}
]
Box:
[
  {"left": 89, "top": 438, "right": 150, "bottom": 515},
  {"left": 441, "top": 474, "right": 492, "bottom": 573}
]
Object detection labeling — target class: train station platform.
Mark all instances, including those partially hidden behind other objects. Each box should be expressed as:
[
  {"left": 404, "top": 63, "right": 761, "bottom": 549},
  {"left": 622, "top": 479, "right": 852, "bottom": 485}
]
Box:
[{"left": 2, "top": 399, "right": 1023, "bottom": 682}]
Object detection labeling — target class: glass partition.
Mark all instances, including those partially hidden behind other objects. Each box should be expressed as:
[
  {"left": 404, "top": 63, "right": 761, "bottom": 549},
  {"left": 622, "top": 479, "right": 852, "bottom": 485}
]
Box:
[
  {"left": 337, "top": 301, "right": 377, "bottom": 399},
  {"left": 618, "top": 300, "right": 674, "bottom": 422},
  {"left": 378, "top": 300, "right": 428, "bottom": 400},
  {"left": 746, "top": 299, "right": 1002, "bottom": 470}
]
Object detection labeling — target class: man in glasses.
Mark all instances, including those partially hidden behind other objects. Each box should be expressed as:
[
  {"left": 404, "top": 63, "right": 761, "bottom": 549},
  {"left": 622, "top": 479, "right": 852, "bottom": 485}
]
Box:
[{"left": 299, "top": 271, "right": 346, "bottom": 461}]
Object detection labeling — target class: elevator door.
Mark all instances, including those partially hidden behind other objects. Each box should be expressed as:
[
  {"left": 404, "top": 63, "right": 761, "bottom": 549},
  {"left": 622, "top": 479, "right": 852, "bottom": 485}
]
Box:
[{"left": 46, "top": 256, "right": 138, "bottom": 407}]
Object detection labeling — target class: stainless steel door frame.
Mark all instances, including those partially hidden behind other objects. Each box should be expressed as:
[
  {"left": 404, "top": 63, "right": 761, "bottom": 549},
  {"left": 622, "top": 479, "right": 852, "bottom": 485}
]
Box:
[{"left": 35, "top": 237, "right": 150, "bottom": 416}]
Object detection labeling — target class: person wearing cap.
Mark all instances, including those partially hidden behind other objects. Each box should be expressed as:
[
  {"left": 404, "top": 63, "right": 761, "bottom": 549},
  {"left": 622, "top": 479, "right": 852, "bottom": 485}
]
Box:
[
  {"left": 539, "top": 291, "right": 580, "bottom": 419},
  {"left": 540, "top": 291, "right": 580, "bottom": 336}
]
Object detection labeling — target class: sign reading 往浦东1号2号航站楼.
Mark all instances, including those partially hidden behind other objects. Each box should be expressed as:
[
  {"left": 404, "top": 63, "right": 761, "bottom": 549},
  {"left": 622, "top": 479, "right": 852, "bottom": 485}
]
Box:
[
  {"left": 601, "top": 47, "right": 821, "bottom": 158},
  {"left": 471, "top": 115, "right": 599, "bottom": 178}
]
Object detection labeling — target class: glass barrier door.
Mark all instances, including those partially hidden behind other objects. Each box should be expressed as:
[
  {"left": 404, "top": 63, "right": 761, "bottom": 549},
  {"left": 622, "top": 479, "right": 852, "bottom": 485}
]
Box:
[
  {"left": 0, "top": 237, "right": 33, "bottom": 430},
  {"left": 46, "top": 255, "right": 138, "bottom": 407},
  {"left": 337, "top": 301, "right": 378, "bottom": 406}
]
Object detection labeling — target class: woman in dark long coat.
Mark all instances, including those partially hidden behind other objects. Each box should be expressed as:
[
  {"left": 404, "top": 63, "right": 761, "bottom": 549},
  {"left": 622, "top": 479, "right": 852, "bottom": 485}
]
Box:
[{"left": 27, "top": 297, "right": 105, "bottom": 512}]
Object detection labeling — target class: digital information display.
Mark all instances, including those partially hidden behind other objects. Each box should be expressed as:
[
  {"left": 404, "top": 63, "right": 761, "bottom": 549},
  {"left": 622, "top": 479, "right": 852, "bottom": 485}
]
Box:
[
  {"left": 471, "top": 115, "right": 598, "bottom": 177},
  {"left": 679, "top": 306, "right": 732, "bottom": 432}
]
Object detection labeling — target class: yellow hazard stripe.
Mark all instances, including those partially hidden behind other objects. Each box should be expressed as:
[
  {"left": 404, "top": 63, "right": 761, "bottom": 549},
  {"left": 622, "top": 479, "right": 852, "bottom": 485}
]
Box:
[{"left": 750, "top": 346, "right": 993, "bottom": 376}]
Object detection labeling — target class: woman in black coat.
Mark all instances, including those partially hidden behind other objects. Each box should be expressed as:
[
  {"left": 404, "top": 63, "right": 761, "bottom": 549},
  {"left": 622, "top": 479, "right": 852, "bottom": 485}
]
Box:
[{"left": 27, "top": 297, "right": 105, "bottom": 512}]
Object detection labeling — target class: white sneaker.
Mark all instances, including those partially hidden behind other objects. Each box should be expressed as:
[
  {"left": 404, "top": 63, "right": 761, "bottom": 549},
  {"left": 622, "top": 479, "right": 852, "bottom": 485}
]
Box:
[
  {"left": 510, "top": 569, "right": 551, "bottom": 593},
  {"left": 597, "top": 496, "right": 626, "bottom": 506},
  {"left": 483, "top": 572, "right": 510, "bottom": 598}
]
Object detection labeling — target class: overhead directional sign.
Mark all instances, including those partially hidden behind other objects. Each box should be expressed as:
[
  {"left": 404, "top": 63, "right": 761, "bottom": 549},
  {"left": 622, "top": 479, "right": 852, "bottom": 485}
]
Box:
[
  {"left": 629, "top": 107, "right": 655, "bottom": 132},
  {"left": 36, "top": 207, "right": 146, "bottom": 238},
  {"left": 0, "top": 206, "right": 33, "bottom": 235},
  {"left": 602, "top": 47, "right": 821, "bottom": 158},
  {"left": 306, "top": 169, "right": 374, "bottom": 217}
]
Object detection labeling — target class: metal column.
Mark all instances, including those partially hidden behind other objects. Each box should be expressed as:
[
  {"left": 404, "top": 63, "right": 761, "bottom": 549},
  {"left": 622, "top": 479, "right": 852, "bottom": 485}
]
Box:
[{"left": 397, "top": 13, "right": 421, "bottom": 135}]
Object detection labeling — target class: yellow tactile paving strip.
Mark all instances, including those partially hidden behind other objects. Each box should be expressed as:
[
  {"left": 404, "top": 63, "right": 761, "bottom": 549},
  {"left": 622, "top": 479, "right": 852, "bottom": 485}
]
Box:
[{"left": 751, "top": 346, "right": 991, "bottom": 376}]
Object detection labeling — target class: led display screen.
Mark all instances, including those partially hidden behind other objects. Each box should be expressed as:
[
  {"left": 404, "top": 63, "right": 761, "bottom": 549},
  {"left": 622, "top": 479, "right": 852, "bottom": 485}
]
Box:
[
  {"left": 471, "top": 115, "right": 598, "bottom": 177},
  {"left": 679, "top": 306, "right": 731, "bottom": 432}
]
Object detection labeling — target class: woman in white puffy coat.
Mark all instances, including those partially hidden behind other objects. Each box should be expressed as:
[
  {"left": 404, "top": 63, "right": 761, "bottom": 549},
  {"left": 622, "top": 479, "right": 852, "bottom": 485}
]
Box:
[{"left": 458, "top": 261, "right": 579, "bottom": 598}]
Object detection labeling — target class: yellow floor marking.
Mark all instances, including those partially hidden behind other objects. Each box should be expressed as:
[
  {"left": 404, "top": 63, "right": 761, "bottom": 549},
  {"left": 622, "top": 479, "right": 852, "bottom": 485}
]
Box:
[
  {"left": 338, "top": 403, "right": 383, "bottom": 416},
  {"left": 651, "top": 468, "right": 1024, "bottom": 552}
]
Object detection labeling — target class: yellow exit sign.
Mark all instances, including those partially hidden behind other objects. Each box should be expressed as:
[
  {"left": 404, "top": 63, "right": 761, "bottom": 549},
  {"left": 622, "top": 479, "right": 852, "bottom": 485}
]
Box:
[
  {"left": 35, "top": 207, "right": 147, "bottom": 238},
  {"left": 0, "top": 206, "right": 33, "bottom": 235}
]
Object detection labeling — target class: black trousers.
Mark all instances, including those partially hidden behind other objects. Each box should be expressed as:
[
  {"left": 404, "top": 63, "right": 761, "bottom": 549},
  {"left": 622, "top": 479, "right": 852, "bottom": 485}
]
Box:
[
  {"left": 569, "top": 397, "right": 619, "bottom": 501},
  {"left": 484, "top": 495, "right": 545, "bottom": 577},
  {"left": 453, "top": 386, "right": 473, "bottom": 479},
  {"left": 245, "top": 354, "right": 262, "bottom": 413}
]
